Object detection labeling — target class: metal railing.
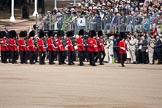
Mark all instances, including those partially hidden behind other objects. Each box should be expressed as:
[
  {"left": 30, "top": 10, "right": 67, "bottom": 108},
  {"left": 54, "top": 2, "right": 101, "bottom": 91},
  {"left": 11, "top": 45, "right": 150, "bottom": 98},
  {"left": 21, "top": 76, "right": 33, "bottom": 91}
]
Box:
[{"left": 42, "top": 13, "right": 161, "bottom": 34}]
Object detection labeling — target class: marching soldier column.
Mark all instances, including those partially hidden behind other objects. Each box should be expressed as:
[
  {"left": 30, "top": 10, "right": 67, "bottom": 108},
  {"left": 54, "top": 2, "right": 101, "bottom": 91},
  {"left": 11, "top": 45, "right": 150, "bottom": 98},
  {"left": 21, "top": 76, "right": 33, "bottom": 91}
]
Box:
[{"left": 0, "top": 29, "right": 107, "bottom": 66}]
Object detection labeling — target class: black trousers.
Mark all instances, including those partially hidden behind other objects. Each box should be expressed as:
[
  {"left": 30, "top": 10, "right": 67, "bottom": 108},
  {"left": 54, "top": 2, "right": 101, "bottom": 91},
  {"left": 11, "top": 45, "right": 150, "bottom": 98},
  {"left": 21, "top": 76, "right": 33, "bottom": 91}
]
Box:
[
  {"left": 11, "top": 51, "right": 18, "bottom": 64},
  {"left": 20, "top": 51, "right": 28, "bottom": 64},
  {"left": 29, "top": 51, "right": 36, "bottom": 64},
  {"left": 141, "top": 51, "right": 146, "bottom": 64},
  {"left": 48, "top": 51, "right": 57, "bottom": 64},
  {"left": 154, "top": 52, "right": 162, "bottom": 64},
  {"left": 58, "top": 51, "right": 66, "bottom": 64},
  {"left": 1, "top": 51, "right": 8, "bottom": 63},
  {"left": 68, "top": 51, "right": 75, "bottom": 65},
  {"left": 78, "top": 51, "right": 85, "bottom": 65},
  {"left": 89, "top": 52, "right": 96, "bottom": 66},
  {"left": 95, "top": 51, "right": 106, "bottom": 64},
  {"left": 120, "top": 54, "right": 126, "bottom": 66},
  {"left": 39, "top": 52, "right": 46, "bottom": 64}
]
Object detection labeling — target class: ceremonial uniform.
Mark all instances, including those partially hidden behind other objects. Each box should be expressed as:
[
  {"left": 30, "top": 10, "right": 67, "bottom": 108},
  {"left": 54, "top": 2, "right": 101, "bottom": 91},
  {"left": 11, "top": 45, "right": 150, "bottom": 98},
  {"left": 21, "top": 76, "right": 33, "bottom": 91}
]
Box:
[
  {"left": 0, "top": 37, "right": 8, "bottom": 63},
  {"left": 47, "top": 30, "right": 57, "bottom": 64},
  {"left": 8, "top": 30, "right": 18, "bottom": 64},
  {"left": 38, "top": 30, "right": 46, "bottom": 65},
  {"left": 118, "top": 38, "right": 127, "bottom": 67},
  {"left": 77, "top": 29, "right": 85, "bottom": 66},
  {"left": 96, "top": 31, "right": 105, "bottom": 65},
  {"left": 18, "top": 31, "right": 28, "bottom": 64},
  {"left": 88, "top": 30, "right": 97, "bottom": 66},
  {"left": 56, "top": 30, "right": 66, "bottom": 65},
  {"left": 66, "top": 31, "right": 75, "bottom": 65},
  {"left": 28, "top": 31, "right": 36, "bottom": 64}
]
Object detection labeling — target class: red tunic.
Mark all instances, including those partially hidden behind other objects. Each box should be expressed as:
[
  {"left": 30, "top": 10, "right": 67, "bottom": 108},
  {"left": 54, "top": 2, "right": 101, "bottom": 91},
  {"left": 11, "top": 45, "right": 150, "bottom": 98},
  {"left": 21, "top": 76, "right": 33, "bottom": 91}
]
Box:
[
  {"left": 0, "top": 38, "right": 8, "bottom": 51},
  {"left": 28, "top": 39, "right": 36, "bottom": 52},
  {"left": 47, "top": 38, "right": 56, "bottom": 51},
  {"left": 38, "top": 39, "right": 46, "bottom": 52},
  {"left": 98, "top": 38, "right": 105, "bottom": 51},
  {"left": 8, "top": 38, "right": 18, "bottom": 51},
  {"left": 18, "top": 39, "right": 27, "bottom": 51},
  {"left": 87, "top": 38, "right": 93, "bottom": 52},
  {"left": 66, "top": 38, "right": 75, "bottom": 51},
  {"left": 118, "top": 40, "right": 127, "bottom": 54},
  {"left": 55, "top": 39, "right": 65, "bottom": 52},
  {"left": 77, "top": 37, "right": 85, "bottom": 51},
  {"left": 92, "top": 38, "right": 98, "bottom": 52}
]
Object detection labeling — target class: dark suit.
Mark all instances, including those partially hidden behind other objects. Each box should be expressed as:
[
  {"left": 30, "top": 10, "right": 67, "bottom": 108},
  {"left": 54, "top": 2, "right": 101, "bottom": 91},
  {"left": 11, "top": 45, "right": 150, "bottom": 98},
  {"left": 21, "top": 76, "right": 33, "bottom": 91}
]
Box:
[
  {"left": 154, "top": 39, "right": 162, "bottom": 64},
  {"left": 141, "top": 39, "right": 148, "bottom": 64}
]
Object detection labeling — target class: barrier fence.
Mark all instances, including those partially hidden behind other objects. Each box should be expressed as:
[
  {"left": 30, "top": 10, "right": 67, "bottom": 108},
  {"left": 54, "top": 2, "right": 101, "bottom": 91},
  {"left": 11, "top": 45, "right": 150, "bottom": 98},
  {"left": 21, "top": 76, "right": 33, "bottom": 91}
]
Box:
[{"left": 41, "top": 13, "right": 162, "bottom": 35}]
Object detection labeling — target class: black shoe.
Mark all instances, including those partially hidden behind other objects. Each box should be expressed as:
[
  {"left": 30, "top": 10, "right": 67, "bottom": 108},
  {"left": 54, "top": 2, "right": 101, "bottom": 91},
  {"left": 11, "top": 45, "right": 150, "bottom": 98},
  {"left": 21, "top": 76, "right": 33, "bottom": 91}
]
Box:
[
  {"left": 79, "top": 63, "right": 84, "bottom": 66},
  {"left": 68, "top": 63, "right": 72, "bottom": 65},
  {"left": 122, "top": 65, "right": 125, "bottom": 67},
  {"left": 100, "top": 63, "right": 104, "bottom": 65},
  {"left": 62, "top": 62, "right": 66, "bottom": 64},
  {"left": 92, "top": 64, "right": 97, "bottom": 66},
  {"left": 49, "top": 62, "right": 55, "bottom": 65}
]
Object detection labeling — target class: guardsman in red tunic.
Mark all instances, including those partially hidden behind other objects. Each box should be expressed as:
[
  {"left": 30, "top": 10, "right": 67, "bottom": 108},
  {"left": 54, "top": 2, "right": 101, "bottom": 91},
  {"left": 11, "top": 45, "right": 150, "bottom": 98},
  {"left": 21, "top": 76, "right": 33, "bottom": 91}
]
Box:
[
  {"left": 47, "top": 30, "right": 57, "bottom": 64},
  {"left": 56, "top": 30, "right": 66, "bottom": 65},
  {"left": 18, "top": 31, "right": 28, "bottom": 64},
  {"left": 38, "top": 30, "right": 46, "bottom": 65},
  {"left": 66, "top": 31, "right": 75, "bottom": 65},
  {"left": 118, "top": 37, "right": 127, "bottom": 67},
  {"left": 77, "top": 29, "right": 85, "bottom": 66},
  {"left": 8, "top": 30, "right": 18, "bottom": 64},
  {"left": 87, "top": 30, "right": 97, "bottom": 66},
  {"left": 0, "top": 31, "right": 8, "bottom": 63},
  {"left": 96, "top": 30, "right": 105, "bottom": 65},
  {"left": 28, "top": 31, "right": 36, "bottom": 64}
]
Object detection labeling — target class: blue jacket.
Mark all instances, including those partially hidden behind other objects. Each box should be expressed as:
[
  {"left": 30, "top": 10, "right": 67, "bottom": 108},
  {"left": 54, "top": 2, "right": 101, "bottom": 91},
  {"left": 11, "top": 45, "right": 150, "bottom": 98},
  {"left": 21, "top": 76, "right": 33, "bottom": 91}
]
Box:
[{"left": 154, "top": 39, "right": 162, "bottom": 53}]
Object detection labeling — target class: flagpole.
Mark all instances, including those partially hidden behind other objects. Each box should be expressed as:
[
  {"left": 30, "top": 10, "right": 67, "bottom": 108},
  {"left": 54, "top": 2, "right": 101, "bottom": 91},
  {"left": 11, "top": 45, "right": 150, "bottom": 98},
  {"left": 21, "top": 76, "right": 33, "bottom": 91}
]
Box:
[
  {"left": 10, "top": 0, "right": 16, "bottom": 22},
  {"left": 33, "top": 0, "right": 38, "bottom": 16},
  {"left": 74, "top": 0, "right": 76, "bottom": 6},
  {"left": 54, "top": 0, "right": 57, "bottom": 9}
]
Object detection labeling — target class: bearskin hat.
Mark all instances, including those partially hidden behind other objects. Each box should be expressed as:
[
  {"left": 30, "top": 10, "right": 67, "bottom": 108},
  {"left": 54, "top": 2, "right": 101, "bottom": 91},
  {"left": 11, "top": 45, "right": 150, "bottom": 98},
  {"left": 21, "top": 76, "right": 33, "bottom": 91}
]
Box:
[
  {"left": 29, "top": 31, "right": 35, "bottom": 38},
  {"left": 89, "top": 30, "right": 96, "bottom": 38},
  {"left": 48, "top": 30, "right": 54, "bottom": 37},
  {"left": 98, "top": 30, "right": 103, "bottom": 37},
  {"left": 19, "top": 31, "right": 27, "bottom": 37},
  {"left": 57, "top": 30, "right": 64, "bottom": 38},
  {"left": 0, "top": 31, "right": 6, "bottom": 38},
  {"left": 79, "top": 29, "right": 84, "bottom": 36},
  {"left": 39, "top": 30, "right": 45, "bottom": 38},
  {"left": 66, "top": 31, "right": 73, "bottom": 37},
  {"left": 9, "top": 30, "right": 17, "bottom": 38}
]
